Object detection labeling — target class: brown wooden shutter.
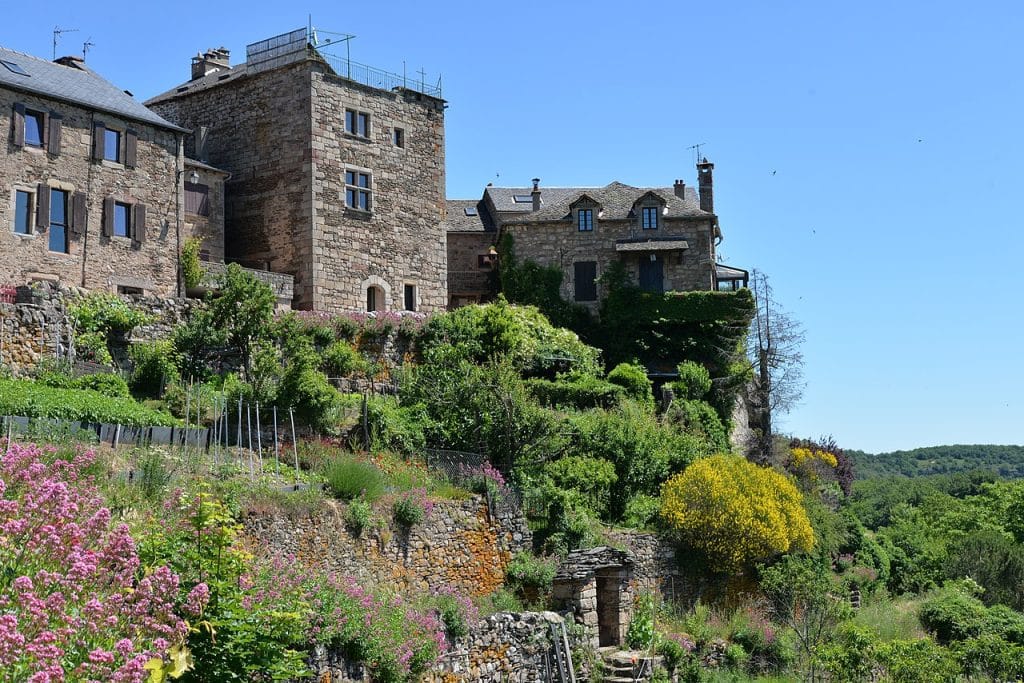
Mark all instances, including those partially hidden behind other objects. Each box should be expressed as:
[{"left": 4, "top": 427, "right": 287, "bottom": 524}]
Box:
[
  {"left": 35, "top": 184, "right": 49, "bottom": 231},
  {"left": 133, "top": 203, "right": 146, "bottom": 244},
  {"left": 93, "top": 121, "right": 105, "bottom": 160},
  {"left": 47, "top": 113, "right": 62, "bottom": 156},
  {"left": 125, "top": 130, "right": 138, "bottom": 168},
  {"left": 12, "top": 103, "right": 25, "bottom": 147},
  {"left": 102, "top": 197, "right": 114, "bottom": 237},
  {"left": 71, "top": 192, "right": 87, "bottom": 235}
]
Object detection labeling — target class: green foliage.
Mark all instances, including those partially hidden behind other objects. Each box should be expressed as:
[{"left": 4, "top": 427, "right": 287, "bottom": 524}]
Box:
[
  {"left": 181, "top": 236, "right": 205, "bottom": 289},
  {"left": 504, "top": 552, "right": 556, "bottom": 605},
  {"left": 0, "top": 378, "right": 177, "bottom": 426},
  {"left": 814, "top": 623, "right": 878, "bottom": 683},
  {"left": 850, "top": 444, "right": 1024, "bottom": 480},
  {"left": 364, "top": 396, "right": 430, "bottom": 455},
  {"left": 945, "top": 530, "right": 1024, "bottom": 610},
  {"left": 207, "top": 263, "right": 275, "bottom": 375},
  {"left": 392, "top": 490, "right": 427, "bottom": 527},
  {"left": 664, "top": 399, "right": 730, "bottom": 453},
  {"left": 345, "top": 496, "right": 372, "bottom": 536},
  {"left": 525, "top": 374, "right": 626, "bottom": 410},
  {"left": 69, "top": 291, "right": 154, "bottom": 335},
  {"left": 626, "top": 591, "right": 657, "bottom": 650},
  {"left": 323, "top": 456, "right": 386, "bottom": 502},
  {"left": 918, "top": 581, "right": 1024, "bottom": 645},
  {"left": 279, "top": 362, "right": 343, "bottom": 433},
  {"left": 525, "top": 481, "right": 595, "bottom": 556},
  {"left": 171, "top": 307, "right": 226, "bottom": 382},
  {"left": 606, "top": 361, "right": 654, "bottom": 406},
  {"left": 876, "top": 638, "right": 960, "bottom": 683},
  {"left": 75, "top": 330, "right": 114, "bottom": 365},
  {"left": 73, "top": 372, "right": 131, "bottom": 398},
  {"left": 321, "top": 340, "right": 369, "bottom": 377},
  {"left": 622, "top": 494, "right": 662, "bottom": 529},
  {"left": 955, "top": 633, "right": 1024, "bottom": 681},
  {"left": 674, "top": 360, "right": 712, "bottom": 399},
  {"left": 418, "top": 296, "right": 601, "bottom": 377},
  {"left": 129, "top": 340, "right": 180, "bottom": 397},
  {"left": 542, "top": 456, "right": 617, "bottom": 518}
]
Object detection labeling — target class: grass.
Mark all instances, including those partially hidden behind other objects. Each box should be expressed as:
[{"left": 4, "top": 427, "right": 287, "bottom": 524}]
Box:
[
  {"left": 851, "top": 594, "right": 929, "bottom": 642},
  {"left": 322, "top": 456, "right": 386, "bottom": 501}
]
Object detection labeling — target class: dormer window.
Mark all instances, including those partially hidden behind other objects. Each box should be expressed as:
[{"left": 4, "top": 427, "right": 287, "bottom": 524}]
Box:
[
  {"left": 641, "top": 206, "right": 659, "bottom": 230},
  {"left": 577, "top": 208, "right": 593, "bottom": 232}
]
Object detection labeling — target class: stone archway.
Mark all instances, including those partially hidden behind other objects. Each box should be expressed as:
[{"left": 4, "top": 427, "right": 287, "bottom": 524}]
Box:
[{"left": 360, "top": 276, "right": 391, "bottom": 312}]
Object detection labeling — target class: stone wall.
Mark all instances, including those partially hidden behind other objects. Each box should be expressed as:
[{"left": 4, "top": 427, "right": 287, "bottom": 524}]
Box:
[
  {"left": 0, "top": 284, "right": 71, "bottom": 375},
  {"left": 504, "top": 215, "right": 715, "bottom": 305},
  {"left": 182, "top": 161, "right": 227, "bottom": 263},
  {"left": 447, "top": 232, "right": 497, "bottom": 306},
  {"left": 243, "top": 495, "right": 530, "bottom": 597},
  {"left": 306, "top": 611, "right": 577, "bottom": 683},
  {"left": 1, "top": 86, "right": 182, "bottom": 297}
]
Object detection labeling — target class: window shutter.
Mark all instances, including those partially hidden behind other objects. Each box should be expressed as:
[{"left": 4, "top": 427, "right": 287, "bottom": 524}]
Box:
[
  {"left": 48, "top": 113, "right": 62, "bottom": 156},
  {"left": 133, "top": 203, "right": 147, "bottom": 244},
  {"left": 93, "top": 122, "right": 105, "bottom": 161},
  {"left": 102, "top": 197, "right": 114, "bottom": 237},
  {"left": 71, "top": 192, "right": 87, "bottom": 235},
  {"left": 36, "top": 184, "right": 49, "bottom": 231},
  {"left": 12, "top": 103, "right": 25, "bottom": 147},
  {"left": 125, "top": 130, "right": 137, "bottom": 168}
]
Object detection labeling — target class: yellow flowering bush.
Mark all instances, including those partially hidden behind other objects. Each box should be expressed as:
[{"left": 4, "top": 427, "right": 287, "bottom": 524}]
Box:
[
  {"left": 660, "top": 455, "right": 814, "bottom": 571},
  {"left": 789, "top": 446, "right": 838, "bottom": 487}
]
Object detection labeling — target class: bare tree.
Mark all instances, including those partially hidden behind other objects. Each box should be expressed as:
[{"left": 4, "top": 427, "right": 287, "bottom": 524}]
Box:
[{"left": 748, "top": 270, "right": 805, "bottom": 463}]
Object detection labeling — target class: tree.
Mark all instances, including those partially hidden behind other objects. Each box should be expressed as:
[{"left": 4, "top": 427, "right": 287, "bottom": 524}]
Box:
[
  {"left": 207, "top": 263, "right": 275, "bottom": 378},
  {"left": 748, "top": 270, "right": 805, "bottom": 464},
  {"left": 659, "top": 454, "right": 814, "bottom": 571}
]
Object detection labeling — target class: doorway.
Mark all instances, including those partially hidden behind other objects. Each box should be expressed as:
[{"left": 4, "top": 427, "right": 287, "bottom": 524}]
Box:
[
  {"left": 596, "top": 572, "right": 621, "bottom": 647},
  {"left": 639, "top": 255, "right": 664, "bottom": 293}
]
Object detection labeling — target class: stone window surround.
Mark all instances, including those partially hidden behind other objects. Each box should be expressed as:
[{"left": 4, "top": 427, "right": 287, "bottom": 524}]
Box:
[
  {"left": 344, "top": 165, "right": 374, "bottom": 213},
  {"left": 22, "top": 107, "right": 46, "bottom": 148},
  {"left": 576, "top": 208, "right": 594, "bottom": 232},
  {"left": 93, "top": 121, "right": 137, "bottom": 168},
  {"left": 10, "top": 184, "right": 37, "bottom": 237},
  {"left": 344, "top": 108, "right": 371, "bottom": 140},
  {"left": 403, "top": 282, "right": 418, "bottom": 311},
  {"left": 361, "top": 275, "right": 391, "bottom": 312},
  {"left": 570, "top": 197, "right": 601, "bottom": 234},
  {"left": 393, "top": 126, "right": 406, "bottom": 149},
  {"left": 103, "top": 195, "right": 145, "bottom": 245}
]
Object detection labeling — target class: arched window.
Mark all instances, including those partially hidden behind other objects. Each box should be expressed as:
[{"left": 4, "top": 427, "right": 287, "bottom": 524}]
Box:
[{"left": 366, "top": 285, "right": 385, "bottom": 312}]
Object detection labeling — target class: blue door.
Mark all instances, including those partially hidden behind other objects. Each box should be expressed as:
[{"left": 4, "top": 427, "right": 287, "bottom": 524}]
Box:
[{"left": 639, "top": 255, "right": 664, "bottom": 292}]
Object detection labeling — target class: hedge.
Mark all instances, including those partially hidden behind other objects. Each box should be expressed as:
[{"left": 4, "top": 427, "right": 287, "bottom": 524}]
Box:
[{"left": 0, "top": 378, "right": 178, "bottom": 427}]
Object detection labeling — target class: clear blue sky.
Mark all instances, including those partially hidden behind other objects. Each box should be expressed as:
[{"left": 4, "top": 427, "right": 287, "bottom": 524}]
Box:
[{"left": 5, "top": 1, "right": 1022, "bottom": 452}]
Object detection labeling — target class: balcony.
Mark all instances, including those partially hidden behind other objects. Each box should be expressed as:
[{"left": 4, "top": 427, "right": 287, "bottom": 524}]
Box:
[{"left": 192, "top": 262, "right": 294, "bottom": 309}]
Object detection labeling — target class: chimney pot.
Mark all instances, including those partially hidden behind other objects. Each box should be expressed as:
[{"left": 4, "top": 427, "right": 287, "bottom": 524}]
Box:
[
  {"left": 191, "top": 46, "right": 231, "bottom": 81},
  {"left": 673, "top": 179, "right": 686, "bottom": 199},
  {"left": 531, "top": 178, "right": 541, "bottom": 211}
]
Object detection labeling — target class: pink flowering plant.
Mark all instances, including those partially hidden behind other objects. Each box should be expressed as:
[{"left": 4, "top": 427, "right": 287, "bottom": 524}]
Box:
[
  {"left": 0, "top": 441, "right": 189, "bottom": 682},
  {"left": 459, "top": 461, "right": 509, "bottom": 501},
  {"left": 392, "top": 487, "right": 434, "bottom": 528}
]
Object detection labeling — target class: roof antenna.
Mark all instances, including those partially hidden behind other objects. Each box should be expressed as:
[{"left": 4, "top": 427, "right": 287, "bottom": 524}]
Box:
[
  {"left": 53, "top": 26, "right": 79, "bottom": 60},
  {"left": 687, "top": 143, "right": 706, "bottom": 166},
  {"left": 82, "top": 38, "right": 95, "bottom": 60}
]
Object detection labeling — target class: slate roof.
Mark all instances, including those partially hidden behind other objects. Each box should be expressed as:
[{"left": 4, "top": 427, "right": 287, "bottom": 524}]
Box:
[
  {"left": 442, "top": 199, "right": 495, "bottom": 233},
  {"left": 146, "top": 63, "right": 250, "bottom": 105},
  {"left": 0, "top": 47, "right": 187, "bottom": 132},
  {"left": 184, "top": 157, "right": 230, "bottom": 175},
  {"left": 486, "top": 182, "right": 712, "bottom": 223}
]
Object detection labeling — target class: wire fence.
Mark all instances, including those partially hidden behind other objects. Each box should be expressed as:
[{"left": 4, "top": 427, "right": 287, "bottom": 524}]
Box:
[{"left": 423, "top": 448, "right": 524, "bottom": 517}]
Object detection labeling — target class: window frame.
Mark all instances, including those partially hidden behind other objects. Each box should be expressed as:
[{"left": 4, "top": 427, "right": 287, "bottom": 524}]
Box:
[
  {"left": 23, "top": 108, "right": 45, "bottom": 148},
  {"left": 404, "top": 283, "right": 417, "bottom": 312},
  {"left": 103, "top": 128, "right": 122, "bottom": 163},
  {"left": 113, "top": 201, "right": 132, "bottom": 238},
  {"left": 577, "top": 208, "right": 594, "bottom": 232},
  {"left": 345, "top": 108, "right": 370, "bottom": 139},
  {"left": 393, "top": 127, "right": 405, "bottom": 148},
  {"left": 345, "top": 169, "right": 372, "bottom": 212},
  {"left": 13, "top": 188, "right": 34, "bottom": 235},
  {"left": 48, "top": 188, "right": 69, "bottom": 254},
  {"left": 641, "top": 206, "right": 659, "bottom": 230}
]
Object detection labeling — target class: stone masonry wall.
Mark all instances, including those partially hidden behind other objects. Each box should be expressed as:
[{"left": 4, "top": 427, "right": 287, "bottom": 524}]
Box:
[
  {"left": 182, "top": 163, "right": 226, "bottom": 263},
  {"left": 447, "top": 232, "right": 497, "bottom": 304},
  {"left": 310, "top": 72, "right": 447, "bottom": 314},
  {"left": 149, "top": 62, "right": 315, "bottom": 305},
  {"left": 243, "top": 495, "right": 530, "bottom": 597},
  {"left": 505, "top": 216, "right": 715, "bottom": 306},
  {"left": 1, "top": 87, "right": 182, "bottom": 296}
]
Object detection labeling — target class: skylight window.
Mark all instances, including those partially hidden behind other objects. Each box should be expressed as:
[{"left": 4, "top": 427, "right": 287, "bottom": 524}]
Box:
[
  {"left": 512, "top": 194, "right": 533, "bottom": 203},
  {"left": 1, "top": 59, "right": 29, "bottom": 76},
  {"left": 464, "top": 206, "right": 478, "bottom": 216}
]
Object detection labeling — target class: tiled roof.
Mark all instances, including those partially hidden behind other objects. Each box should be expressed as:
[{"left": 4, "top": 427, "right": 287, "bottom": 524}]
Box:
[
  {"left": 486, "top": 181, "right": 712, "bottom": 223},
  {"left": 0, "top": 46, "right": 187, "bottom": 132},
  {"left": 146, "top": 63, "right": 250, "bottom": 105},
  {"left": 442, "top": 199, "right": 495, "bottom": 233},
  {"left": 184, "top": 157, "right": 230, "bottom": 174}
]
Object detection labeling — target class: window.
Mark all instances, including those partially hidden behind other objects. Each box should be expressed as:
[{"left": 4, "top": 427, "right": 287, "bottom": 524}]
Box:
[
  {"left": 345, "top": 170, "right": 371, "bottom": 211},
  {"left": 404, "top": 284, "right": 417, "bottom": 311},
  {"left": 104, "top": 128, "right": 121, "bottom": 162},
  {"left": 49, "top": 189, "right": 69, "bottom": 253},
  {"left": 393, "top": 127, "right": 405, "bottom": 148},
  {"left": 463, "top": 206, "right": 478, "bottom": 216},
  {"left": 366, "top": 285, "right": 384, "bottom": 312},
  {"left": 14, "top": 190, "right": 32, "bottom": 235},
  {"left": 641, "top": 206, "right": 659, "bottom": 230},
  {"left": 24, "top": 110, "right": 44, "bottom": 147},
  {"left": 113, "top": 202, "right": 132, "bottom": 237},
  {"left": 1, "top": 59, "right": 29, "bottom": 76},
  {"left": 577, "top": 208, "right": 594, "bottom": 232},
  {"left": 184, "top": 182, "right": 210, "bottom": 216},
  {"left": 512, "top": 194, "right": 533, "bottom": 203},
  {"left": 574, "top": 261, "right": 598, "bottom": 302},
  {"left": 345, "top": 109, "right": 369, "bottom": 138}
]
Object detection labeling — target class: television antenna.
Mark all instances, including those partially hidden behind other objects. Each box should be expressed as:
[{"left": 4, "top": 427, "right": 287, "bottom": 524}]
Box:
[
  {"left": 687, "top": 143, "right": 706, "bottom": 165},
  {"left": 82, "top": 38, "right": 95, "bottom": 60},
  {"left": 53, "top": 26, "right": 79, "bottom": 59}
]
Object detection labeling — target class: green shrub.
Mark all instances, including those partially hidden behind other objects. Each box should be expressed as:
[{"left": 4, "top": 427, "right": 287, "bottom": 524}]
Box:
[
  {"left": 323, "top": 457, "right": 385, "bottom": 502},
  {"left": 393, "top": 489, "right": 430, "bottom": 528},
  {"left": 607, "top": 361, "right": 654, "bottom": 406},
  {"left": 724, "top": 642, "right": 749, "bottom": 670},
  {"left": 504, "top": 552, "right": 556, "bottom": 604},
  {"left": 542, "top": 456, "right": 617, "bottom": 518},
  {"left": 365, "top": 396, "right": 430, "bottom": 455},
  {"left": 815, "top": 622, "right": 879, "bottom": 683},
  {"left": 69, "top": 292, "right": 153, "bottom": 334},
  {"left": 75, "top": 331, "right": 114, "bottom": 365},
  {"left": 622, "top": 494, "right": 661, "bottom": 529},
  {"left": 432, "top": 589, "right": 478, "bottom": 643},
  {"left": 322, "top": 340, "right": 368, "bottom": 377},
  {"left": 673, "top": 360, "right": 712, "bottom": 399},
  {"left": 281, "top": 367, "right": 343, "bottom": 433},
  {"left": 626, "top": 591, "right": 657, "bottom": 650},
  {"left": 345, "top": 496, "right": 372, "bottom": 536},
  {"left": 955, "top": 634, "right": 1024, "bottom": 681},
  {"left": 525, "top": 374, "right": 625, "bottom": 410},
  {"left": 73, "top": 372, "right": 131, "bottom": 399},
  {"left": 664, "top": 399, "right": 730, "bottom": 453},
  {"left": 918, "top": 584, "right": 990, "bottom": 644},
  {"left": 181, "top": 236, "right": 205, "bottom": 289},
  {"left": 129, "top": 340, "right": 179, "bottom": 397},
  {"left": 171, "top": 307, "right": 226, "bottom": 381},
  {"left": 0, "top": 378, "right": 177, "bottom": 427},
  {"left": 35, "top": 359, "right": 76, "bottom": 389},
  {"left": 877, "top": 639, "right": 960, "bottom": 682},
  {"left": 476, "top": 588, "right": 524, "bottom": 616}
]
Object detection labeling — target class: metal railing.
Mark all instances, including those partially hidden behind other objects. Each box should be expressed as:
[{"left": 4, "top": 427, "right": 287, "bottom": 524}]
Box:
[{"left": 318, "top": 52, "right": 442, "bottom": 99}]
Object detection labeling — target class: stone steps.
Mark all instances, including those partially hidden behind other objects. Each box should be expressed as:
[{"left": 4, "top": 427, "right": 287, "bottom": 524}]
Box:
[{"left": 599, "top": 649, "right": 663, "bottom": 683}]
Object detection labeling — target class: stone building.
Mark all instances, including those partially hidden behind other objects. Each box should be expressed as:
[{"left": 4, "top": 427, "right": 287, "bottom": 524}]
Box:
[
  {"left": 147, "top": 29, "right": 448, "bottom": 313},
  {"left": 552, "top": 546, "right": 637, "bottom": 649},
  {"left": 447, "top": 160, "right": 748, "bottom": 308},
  {"left": 0, "top": 46, "right": 191, "bottom": 296}
]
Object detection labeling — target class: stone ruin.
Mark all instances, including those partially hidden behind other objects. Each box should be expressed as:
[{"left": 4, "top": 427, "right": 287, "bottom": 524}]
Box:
[{"left": 552, "top": 546, "right": 637, "bottom": 649}]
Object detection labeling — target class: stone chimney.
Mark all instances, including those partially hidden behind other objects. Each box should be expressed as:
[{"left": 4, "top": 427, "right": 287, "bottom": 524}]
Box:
[
  {"left": 531, "top": 178, "right": 541, "bottom": 212},
  {"left": 673, "top": 179, "right": 686, "bottom": 199},
  {"left": 191, "top": 47, "right": 231, "bottom": 81},
  {"left": 697, "top": 158, "right": 714, "bottom": 213}
]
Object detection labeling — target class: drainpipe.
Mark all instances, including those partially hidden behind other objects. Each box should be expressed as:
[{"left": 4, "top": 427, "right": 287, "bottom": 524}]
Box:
[{"left": 175, "top": 133, "right": 184, "bottom": 297}]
